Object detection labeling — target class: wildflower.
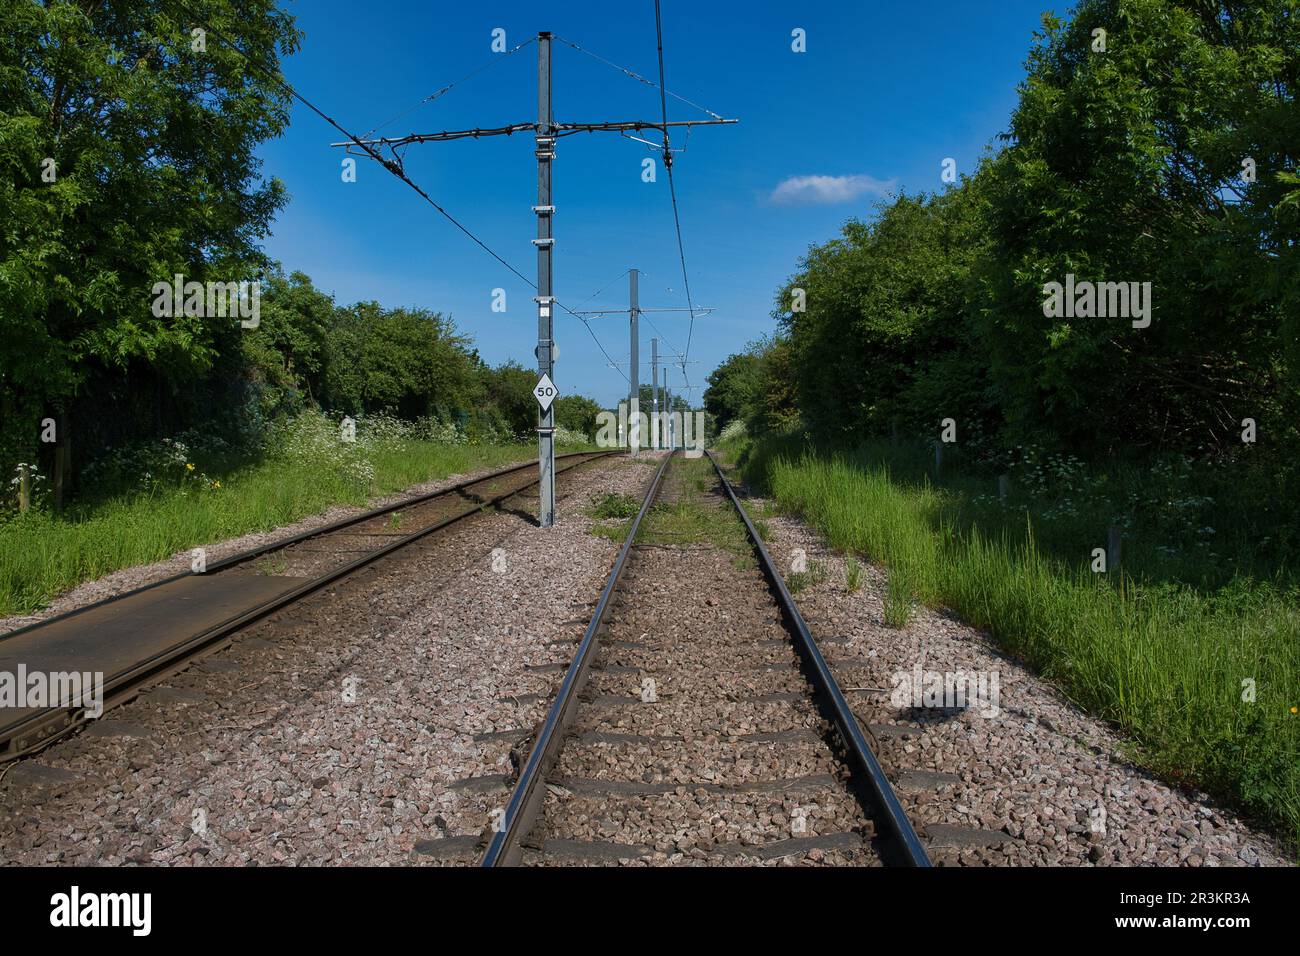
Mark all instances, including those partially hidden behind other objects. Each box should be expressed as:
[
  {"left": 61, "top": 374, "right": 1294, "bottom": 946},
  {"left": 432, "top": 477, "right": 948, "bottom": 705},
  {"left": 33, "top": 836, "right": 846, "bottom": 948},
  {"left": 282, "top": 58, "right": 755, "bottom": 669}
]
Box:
[
  {"left": 212, "top": 480, "right": 221, "bottom": 489},
  {"left": 186, "top": 463, "right": 195, "bottom": 472},
  {"left": 1292, "top": 707, "right": 1297, "bottom": 715}
]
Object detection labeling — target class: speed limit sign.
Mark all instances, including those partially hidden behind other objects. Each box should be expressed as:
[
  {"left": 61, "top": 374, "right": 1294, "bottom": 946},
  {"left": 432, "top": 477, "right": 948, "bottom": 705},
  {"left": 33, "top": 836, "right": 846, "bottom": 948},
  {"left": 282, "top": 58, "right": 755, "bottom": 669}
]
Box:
[{"left": 534, "top": 373, "right": 558, "bottom": 412}]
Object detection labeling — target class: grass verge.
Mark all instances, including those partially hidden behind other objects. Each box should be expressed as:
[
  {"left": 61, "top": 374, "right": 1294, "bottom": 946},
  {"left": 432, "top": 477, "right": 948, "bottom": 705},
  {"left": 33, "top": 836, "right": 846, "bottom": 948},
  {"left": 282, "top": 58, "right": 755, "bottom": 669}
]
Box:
[
  {"left": 724, "top": 435, "right": 1300, "bottom": 851},
  {"left": 0, "top": 440, "right": 583, "bottom": 616}
]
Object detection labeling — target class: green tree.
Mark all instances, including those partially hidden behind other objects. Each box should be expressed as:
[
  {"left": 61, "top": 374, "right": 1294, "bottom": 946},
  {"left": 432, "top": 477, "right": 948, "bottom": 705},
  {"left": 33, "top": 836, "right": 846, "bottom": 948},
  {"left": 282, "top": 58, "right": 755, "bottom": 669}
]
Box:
[
  {"left": 776, "top": 185, "right": 990, "bottom": 442},
  {"left": 978, "top": 0, "right": 1300, "bottom": 455},
  {"left": 0, "top": 0, "right": 299, "bottom": 475},
  {"left": 704, "top": 351, "right": 761, "bottom": 429},
  {"left": 745, "top": 336, "right": 800, "bottom": 436},
  {"left": 554, "top": 394, "right": 602, "bottom": 438},
  {"left": 703, "top": 336, "right": 799, "bottom": 438},
  {"left": 243, "top": 269, "right": 334, "bottom": 417},
  {"left": 480, "top": 361, "right": 538, "bottom": 438},
  {"left": 322, "top": 303, "right": 477, "bottom": 418}
]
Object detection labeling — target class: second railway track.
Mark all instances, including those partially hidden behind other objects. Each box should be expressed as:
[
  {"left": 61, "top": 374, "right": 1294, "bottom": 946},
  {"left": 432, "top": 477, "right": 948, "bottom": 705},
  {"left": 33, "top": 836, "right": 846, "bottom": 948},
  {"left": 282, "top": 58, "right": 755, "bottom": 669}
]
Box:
[
  {"left": 478, "top": 450, "right": 930, "bottom": 867},
  {"left": 0, "top": 451, "right": 614, "bottom": 763}
]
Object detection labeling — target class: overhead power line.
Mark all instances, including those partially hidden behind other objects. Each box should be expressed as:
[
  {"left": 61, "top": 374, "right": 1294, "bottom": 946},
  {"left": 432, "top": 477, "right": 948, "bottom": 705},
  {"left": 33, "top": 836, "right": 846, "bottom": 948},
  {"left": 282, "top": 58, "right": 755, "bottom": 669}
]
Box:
[
  {"left": 361, "top": 36, "right": 536, "bottom": 141},
  {"left": 171, "top": 5, "right": 632, "bottom": 384},
  {"left": 552, "top": 33, "right": 723, "bottom": 121},
  {"left": 177, "top": 5, "right": 533, "bottom": 287},
  {"left": 652, "top": 0, "right": 703, "bottom": 391}
]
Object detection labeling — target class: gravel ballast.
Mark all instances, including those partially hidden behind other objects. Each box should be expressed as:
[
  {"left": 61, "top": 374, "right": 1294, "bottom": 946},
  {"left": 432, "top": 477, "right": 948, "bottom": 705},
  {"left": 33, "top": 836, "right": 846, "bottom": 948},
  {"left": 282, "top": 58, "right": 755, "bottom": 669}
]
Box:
[
  {"left": 521, "top": 455, "right": 882, "bottom": 867},
  {"left": 0, "top": 455, "right": 648, "bottom": 866},
  {"left": 2, "top": 449, "right": 1288, "bottom": 868},
  {"left": 736, "top": 473, "right": 1292, "bottom": 867}
]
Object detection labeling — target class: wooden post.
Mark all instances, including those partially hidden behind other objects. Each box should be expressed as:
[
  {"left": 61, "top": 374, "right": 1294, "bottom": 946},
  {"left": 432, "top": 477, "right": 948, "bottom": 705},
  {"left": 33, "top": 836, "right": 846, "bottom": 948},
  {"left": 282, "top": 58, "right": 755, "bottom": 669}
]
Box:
[
  {"left": 18, "top": 464, "right": 31, "bottom": 513},
  {"left": 53, "top": 436, "right": 65, "bottom": 510},
  {"left": 934, "top": 441, "right": 943, "bottom": 477},
  {"left": 998, "top": 474, "right": 1010, "bottom": 504},
  {"left": 1107, "top": 525, "right": 1122, "bottom": 574}
]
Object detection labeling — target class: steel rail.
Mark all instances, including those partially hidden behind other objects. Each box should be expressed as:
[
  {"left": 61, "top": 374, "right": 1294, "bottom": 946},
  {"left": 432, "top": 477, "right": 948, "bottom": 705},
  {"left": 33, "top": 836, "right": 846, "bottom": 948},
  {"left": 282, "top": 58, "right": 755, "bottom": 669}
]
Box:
[
  {"left": 0, "top": 452, "right": 616, "bottom": 761},
  {"left": 705, "top": 451, "right": 932, "bottom": 867},
  {"left": 481, "top": 450, "right": 676, "bottom": 866},
  {"left": 1, "top": 451, "right": 608, "bottom": 646}
]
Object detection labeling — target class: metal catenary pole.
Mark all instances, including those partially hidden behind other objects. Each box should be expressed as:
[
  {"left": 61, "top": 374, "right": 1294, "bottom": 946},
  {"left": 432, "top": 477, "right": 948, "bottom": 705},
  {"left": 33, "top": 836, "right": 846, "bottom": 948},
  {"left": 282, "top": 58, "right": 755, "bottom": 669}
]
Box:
[
  {"left": 667, "top": 385, "right": 672, "bottom": 449},
  {"left": 628, "top": 268, "right": 640, "bottom": 456},
  {"left": 534, "top": 32, "right": 557, "bottom": 526},
  {"left": 663, "top": 369, "right": 671, "bottom": 449},
  {"left": 569, "top": 301, "right": 707, "bottom": 451},
  {"left": 333, "top": 32, "right": 735, "bottom": 525},
  {"left": 650, "top": 337, "right": 660, "bottom": 450}
]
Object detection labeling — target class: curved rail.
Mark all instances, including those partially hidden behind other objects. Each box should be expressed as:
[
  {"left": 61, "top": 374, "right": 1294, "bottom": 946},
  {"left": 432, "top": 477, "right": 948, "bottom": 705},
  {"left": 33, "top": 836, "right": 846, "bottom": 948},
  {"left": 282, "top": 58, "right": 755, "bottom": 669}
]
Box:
[
  {"left": 1, "top": 451, "right": 616, "bottom": 762},
  {"left": 1, "top": 451, "right": 610, "bottom": 646}
]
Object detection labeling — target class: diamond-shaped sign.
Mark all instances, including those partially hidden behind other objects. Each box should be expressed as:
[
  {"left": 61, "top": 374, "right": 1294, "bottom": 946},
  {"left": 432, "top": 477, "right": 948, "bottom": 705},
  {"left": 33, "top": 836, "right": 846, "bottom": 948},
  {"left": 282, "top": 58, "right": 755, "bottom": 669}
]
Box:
[{"left": 534, "top": 373, "right": 558, "bottom": 412}]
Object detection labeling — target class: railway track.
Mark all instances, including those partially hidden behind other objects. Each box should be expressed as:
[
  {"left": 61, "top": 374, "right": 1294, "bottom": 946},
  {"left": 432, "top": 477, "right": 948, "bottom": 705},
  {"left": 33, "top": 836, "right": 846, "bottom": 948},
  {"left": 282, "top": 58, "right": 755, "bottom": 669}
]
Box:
[
  {"left": 0, "top": 451, "right": 615, "bottom": 763},
  {"left": 477, "top": 450, "right": 930, "bottom": 866}
]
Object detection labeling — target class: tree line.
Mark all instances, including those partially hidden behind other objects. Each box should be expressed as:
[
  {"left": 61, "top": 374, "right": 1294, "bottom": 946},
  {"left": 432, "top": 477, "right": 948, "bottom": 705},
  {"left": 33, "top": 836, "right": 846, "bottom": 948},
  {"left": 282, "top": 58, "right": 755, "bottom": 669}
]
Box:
[
  {"left": 0, "top": 1, "right": 601, "bottom": 505},
  {"left": 708, "top": 0, "right": 1298, "bottom": 480},
  {"left": 249, "top": 269, "right": 604, "bottom": 439}
]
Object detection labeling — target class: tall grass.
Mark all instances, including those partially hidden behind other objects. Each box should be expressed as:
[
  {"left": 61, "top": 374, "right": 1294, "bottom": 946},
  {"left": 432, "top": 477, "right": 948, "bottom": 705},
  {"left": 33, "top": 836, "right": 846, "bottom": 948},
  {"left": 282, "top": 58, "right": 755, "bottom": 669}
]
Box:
[
  {"left": 733, "top": 441, "right": 1300, "bottom": 848},
  {"left": 0, "top": 412, "right": 591, "bottom": 616}
]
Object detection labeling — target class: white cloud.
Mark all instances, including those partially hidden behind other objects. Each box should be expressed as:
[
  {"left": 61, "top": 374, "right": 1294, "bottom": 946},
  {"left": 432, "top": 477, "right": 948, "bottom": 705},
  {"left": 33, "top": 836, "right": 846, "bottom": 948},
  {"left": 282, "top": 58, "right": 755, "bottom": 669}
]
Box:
[{"left": 768, "top": 173, "right": 897, "bottom": 206}]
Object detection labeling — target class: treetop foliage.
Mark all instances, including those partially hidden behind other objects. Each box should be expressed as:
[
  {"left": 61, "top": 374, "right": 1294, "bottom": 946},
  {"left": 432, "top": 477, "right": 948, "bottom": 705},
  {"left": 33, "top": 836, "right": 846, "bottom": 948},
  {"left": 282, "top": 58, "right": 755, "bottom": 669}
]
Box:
[
  {"left": 0, "top": 4, "right": 603, "bottom": 495},
  {"left": 708, "top": 0, "right": 1299, "bottom": 469}
]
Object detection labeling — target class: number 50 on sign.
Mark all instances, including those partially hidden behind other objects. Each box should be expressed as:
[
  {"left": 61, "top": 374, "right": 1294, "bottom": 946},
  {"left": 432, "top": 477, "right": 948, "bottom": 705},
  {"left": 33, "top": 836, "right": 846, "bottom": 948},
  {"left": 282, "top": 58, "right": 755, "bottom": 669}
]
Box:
[{"left": 534, "top": 373, "right": 558, "bottom": 412}]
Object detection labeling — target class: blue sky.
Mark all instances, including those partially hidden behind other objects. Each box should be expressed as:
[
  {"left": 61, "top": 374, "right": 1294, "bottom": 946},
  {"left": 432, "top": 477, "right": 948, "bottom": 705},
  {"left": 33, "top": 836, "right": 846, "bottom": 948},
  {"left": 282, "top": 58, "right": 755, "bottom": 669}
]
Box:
[{"left": 260, "top": 0, "right": 1069, "bottom": 407}]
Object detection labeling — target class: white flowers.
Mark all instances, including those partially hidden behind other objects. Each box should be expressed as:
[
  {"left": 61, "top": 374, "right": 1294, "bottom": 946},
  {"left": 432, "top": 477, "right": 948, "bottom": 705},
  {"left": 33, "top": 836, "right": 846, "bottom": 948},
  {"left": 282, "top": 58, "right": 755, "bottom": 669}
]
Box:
[
  {"left": 9, "top": 463, "right": 46, "bottom": 487},
  {"left": 9, "top": 463, "right": 46, "bottom": 494},
  {"left": 553, "top": 426, "right": 590, "bottom": 446},
  {"left": 10, "top": 464, "right": 44, "bottom": 487},
  {"left": 717, "top": 419, "right": 747, "bottom": 444}
]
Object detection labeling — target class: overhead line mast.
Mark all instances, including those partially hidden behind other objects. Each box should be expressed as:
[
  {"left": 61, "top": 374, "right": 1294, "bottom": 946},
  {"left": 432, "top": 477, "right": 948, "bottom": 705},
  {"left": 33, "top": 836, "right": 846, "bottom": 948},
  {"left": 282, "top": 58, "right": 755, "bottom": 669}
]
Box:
[
  {"left": 335, "top": 31, "right": 735, "bottom": 527},
  {"left": 192, "top": 11, "right": 660, "bottom": 523},
  {"left": 535, "top": 33, "right": 557, "bottom": 525},
  {"left": 569, "top": 284, "right": 707, "bottom": 457}
]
